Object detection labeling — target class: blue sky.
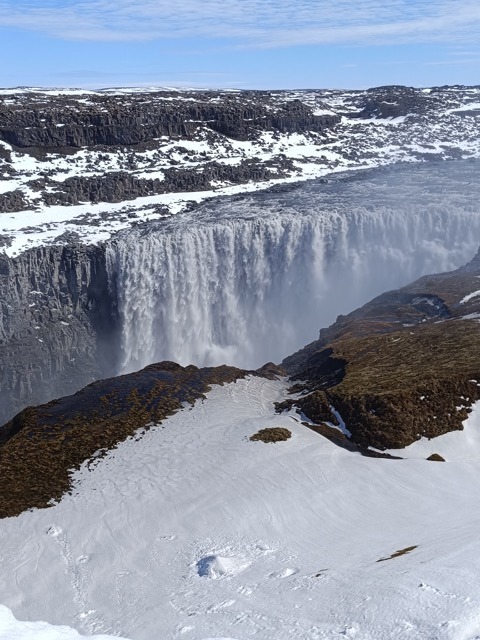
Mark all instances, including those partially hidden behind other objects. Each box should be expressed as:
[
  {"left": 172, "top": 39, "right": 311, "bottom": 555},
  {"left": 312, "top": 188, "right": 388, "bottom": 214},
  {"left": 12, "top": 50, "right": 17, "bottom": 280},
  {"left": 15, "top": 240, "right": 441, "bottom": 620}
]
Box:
[{"left": 0, "top": 0, "right": 479, "bottom": 89}]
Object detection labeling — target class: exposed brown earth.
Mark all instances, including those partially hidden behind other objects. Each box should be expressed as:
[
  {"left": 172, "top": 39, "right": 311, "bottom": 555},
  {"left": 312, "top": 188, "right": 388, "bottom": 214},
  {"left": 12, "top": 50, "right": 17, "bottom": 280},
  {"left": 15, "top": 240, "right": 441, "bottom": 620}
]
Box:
[
  {"left": 427, "top": 453, "right": 446, "bottom": 462},
  {"left": 376, "top": 545, "right": 418, "bottom": 562}
]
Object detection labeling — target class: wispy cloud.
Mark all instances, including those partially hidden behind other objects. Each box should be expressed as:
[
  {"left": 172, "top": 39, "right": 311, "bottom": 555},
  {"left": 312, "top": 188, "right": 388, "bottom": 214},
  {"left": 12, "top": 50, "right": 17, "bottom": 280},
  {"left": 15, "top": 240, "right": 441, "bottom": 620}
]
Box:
[
  {"left": 424, "top": 58, "right": 480, "bottom": 66},
  {"left": 0, "top": 0, "right": 480, "bottom": 47}
]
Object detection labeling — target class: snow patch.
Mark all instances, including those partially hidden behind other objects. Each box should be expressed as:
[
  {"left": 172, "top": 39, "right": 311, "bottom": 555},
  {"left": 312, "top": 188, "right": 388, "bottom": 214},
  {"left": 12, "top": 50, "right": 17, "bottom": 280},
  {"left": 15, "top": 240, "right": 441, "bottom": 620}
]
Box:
[{"left": 460, "top": 289, "right": 480, "bottom": 304}]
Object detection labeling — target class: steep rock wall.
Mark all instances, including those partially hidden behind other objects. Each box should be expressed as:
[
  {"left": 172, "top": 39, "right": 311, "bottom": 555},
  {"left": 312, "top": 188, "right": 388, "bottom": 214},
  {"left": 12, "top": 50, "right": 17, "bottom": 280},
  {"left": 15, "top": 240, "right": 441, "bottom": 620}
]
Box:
[
  {"left": 0, "top": 244, "right": 117, "bottom": 424},
  {"left": 0, "top": 94, "right": 339, "bottom": 150}
]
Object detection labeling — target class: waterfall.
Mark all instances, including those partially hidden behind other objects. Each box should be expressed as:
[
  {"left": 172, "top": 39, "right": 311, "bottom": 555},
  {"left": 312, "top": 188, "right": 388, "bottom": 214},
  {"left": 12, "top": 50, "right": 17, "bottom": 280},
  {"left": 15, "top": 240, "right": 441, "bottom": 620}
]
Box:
[{"left": 106, "top": 162, "right": 480, "bottom": 373}]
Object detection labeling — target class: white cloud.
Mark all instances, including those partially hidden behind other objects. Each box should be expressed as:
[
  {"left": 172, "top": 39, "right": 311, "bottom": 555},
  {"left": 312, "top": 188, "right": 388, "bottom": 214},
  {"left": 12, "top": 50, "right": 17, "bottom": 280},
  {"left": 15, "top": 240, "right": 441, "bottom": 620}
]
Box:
[{"left": 0, "top": 0, "right": 480, "bottom": 47}]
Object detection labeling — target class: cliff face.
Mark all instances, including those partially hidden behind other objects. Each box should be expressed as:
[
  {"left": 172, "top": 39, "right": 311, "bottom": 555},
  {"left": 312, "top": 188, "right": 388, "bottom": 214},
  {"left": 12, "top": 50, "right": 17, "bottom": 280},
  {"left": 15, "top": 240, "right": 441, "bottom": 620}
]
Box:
[
  {"left": 0, "top": 93, "right": 339, "bottom": 150},
  {"left": 0, "top": 243, "right": 118, "bottom": 424},
  {"left": 40, "top": 157, "right": 296, "bottom": 207}
]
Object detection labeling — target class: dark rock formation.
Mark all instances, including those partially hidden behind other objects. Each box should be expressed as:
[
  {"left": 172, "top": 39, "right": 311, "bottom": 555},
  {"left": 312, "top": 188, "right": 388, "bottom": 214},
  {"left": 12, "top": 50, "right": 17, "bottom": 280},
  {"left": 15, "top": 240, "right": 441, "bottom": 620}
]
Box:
[
  {"left": 427, "top": 453, "right": 445, "bottom": 462},
  {"left": 0, "top": 243, "right": 118, "bottom": 425},
  {"left": 0, "top": 91, "right": 339, "bottom": 151},
  {"left": 0, "top": 90, "right": 337, "bottom": 212},
  {"left": 0, "top": 189, "right": 29, "bottom": 213},
  {"left": 41, "top": 158, "right": 296, "bottom": 207},
  {"left": 356, "top": 86, "right": 431, "bottom": 119}
]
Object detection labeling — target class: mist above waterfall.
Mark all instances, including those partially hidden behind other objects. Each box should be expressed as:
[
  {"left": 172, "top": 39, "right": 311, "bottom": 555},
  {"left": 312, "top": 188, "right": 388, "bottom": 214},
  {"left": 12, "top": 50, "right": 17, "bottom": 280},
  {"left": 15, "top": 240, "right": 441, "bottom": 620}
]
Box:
[{"left": 107, "top": 160, "right": 480, "bottom": 373}]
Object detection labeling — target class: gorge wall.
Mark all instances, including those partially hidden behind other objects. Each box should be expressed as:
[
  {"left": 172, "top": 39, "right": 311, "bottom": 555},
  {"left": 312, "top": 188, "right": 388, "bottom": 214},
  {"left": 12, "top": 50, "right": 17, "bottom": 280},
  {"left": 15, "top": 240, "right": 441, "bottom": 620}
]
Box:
[{"left": 0, "top": 244, "right": 117, "bottom": 424}]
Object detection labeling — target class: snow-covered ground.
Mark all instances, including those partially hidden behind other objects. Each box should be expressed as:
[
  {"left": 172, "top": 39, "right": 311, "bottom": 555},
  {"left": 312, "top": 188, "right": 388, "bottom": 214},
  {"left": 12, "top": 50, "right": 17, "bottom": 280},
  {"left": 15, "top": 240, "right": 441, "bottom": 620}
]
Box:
[
  {"left": 0, "top": 606, "right": 126, "bottom": 640},
  {"left": 1, "top": 376, "right": 480, "bottom": 640},
  {"left": 1, "top": 86, "right": 480, "bottom": 257}
]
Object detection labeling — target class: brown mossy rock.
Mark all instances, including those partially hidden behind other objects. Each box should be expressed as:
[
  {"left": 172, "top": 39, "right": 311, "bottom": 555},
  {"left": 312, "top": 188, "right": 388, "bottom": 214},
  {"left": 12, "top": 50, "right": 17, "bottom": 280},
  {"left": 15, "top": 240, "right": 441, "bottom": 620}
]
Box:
[
  {"left": 296, "top": 321, "right": 480, "bottom": 450},
  {"left": 325, "top": 322, "right": 480, "bottom": 449},
  {"left": 281, "top": 253, "right": 480, "bottom": 451},
  {"left": 427, "top": 453, "right": 445, "bottom": 462},
  {"left": 250, "top": 427, "right": 292, "bottom": 443},
  {"left": 293, "top": 390, "right": 339, "bottom": 426},
  {"left": 255, "top": 362, "right": 286, "bottom": 379},
  {"left": 0, "top": 361, "right": 259, "bottom": 519}
]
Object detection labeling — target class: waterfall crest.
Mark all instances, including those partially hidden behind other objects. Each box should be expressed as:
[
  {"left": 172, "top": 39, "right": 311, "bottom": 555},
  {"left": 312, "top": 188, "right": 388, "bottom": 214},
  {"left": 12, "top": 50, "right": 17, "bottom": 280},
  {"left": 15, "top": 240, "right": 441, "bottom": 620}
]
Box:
[{"left": 107, "top": 162, "right": 480, "bottom": 372}]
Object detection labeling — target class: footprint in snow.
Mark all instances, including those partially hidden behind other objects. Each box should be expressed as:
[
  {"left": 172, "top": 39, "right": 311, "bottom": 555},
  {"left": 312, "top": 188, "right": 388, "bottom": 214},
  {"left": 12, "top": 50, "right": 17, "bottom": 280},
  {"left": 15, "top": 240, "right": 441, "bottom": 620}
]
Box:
[
  {"left": 268, "top": 567, "right": 299, "bottom": 579},
  {"left": 46, "top": 525, "right": 63, "bottom": 537}
]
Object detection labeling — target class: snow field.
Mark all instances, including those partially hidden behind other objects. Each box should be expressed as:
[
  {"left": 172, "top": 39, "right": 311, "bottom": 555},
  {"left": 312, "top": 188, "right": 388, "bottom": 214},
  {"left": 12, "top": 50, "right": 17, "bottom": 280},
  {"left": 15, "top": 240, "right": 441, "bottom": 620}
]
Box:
[{"left": 0, "top": 377, "right": 480, "bottom": 639}]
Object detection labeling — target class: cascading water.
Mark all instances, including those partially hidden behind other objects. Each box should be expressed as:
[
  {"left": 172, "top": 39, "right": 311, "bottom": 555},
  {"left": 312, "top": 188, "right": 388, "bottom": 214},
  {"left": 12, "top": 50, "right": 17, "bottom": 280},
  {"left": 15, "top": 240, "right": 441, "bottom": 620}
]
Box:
[{"left": 107, "top": 161, "right": 480, "bottom": 373}]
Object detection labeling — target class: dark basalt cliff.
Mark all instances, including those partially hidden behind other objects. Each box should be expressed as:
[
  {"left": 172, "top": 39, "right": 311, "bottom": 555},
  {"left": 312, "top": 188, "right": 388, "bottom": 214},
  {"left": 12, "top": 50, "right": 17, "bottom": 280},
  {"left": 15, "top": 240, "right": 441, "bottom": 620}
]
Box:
[
  {"left": 41, "top": 157, "right": 295, "bottom": 207},
  {"left": 0, "top": 243, "right": 117, "bottom": 425},
  {"left": 0, "top": 92, "right": 339, "bottom": 150},
  {"left": 0, "top": 91, "right": 339, "bottom": 213},
  {"left": 281, "top": 249, "right": 480, "bottom": 450}
]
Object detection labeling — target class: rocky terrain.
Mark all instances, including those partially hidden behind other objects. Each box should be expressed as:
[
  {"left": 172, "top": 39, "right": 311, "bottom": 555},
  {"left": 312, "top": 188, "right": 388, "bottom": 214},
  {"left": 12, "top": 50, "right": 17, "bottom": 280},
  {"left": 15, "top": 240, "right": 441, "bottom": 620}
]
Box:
[
  {"left": 281, "top": 249, "right": 480, "bottom": 449},
  {"left": 1, "top": 84, "right": 480, "bottom": 255}
]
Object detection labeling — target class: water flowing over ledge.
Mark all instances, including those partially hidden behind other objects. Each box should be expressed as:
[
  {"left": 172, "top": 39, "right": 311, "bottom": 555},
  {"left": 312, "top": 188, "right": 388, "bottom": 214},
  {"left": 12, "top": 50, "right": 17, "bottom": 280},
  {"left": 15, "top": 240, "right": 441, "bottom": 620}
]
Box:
[{"left": 107, "top": 161, "right": 480, "bottom": 372}]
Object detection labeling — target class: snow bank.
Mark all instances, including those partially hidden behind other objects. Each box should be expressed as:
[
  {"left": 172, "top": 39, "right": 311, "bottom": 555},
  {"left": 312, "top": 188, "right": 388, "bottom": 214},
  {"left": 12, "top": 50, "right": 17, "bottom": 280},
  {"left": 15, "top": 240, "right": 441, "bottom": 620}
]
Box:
[{"left": 0, "top": 605, "right": 129, "bottom": 640}]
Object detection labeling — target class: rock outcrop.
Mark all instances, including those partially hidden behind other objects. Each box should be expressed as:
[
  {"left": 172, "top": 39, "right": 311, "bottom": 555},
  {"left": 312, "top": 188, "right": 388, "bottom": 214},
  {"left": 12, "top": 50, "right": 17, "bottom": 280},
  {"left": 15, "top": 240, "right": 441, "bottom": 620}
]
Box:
[
  {"left": 41, "top": 157, "right": 295, "bottom": 207},
  {"left": 355, "top": 85, "right": 430, "bottom": 119},
  {"left": 281, "top": 250, "right": 480, "bottom": 450},
  {"left": 0, "top": 92, "right": 339, "bottom": 150}
]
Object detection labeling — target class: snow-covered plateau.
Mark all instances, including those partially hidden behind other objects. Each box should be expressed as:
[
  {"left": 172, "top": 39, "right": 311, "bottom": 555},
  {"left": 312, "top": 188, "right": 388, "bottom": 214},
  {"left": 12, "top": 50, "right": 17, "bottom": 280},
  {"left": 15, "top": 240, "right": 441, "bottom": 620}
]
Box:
[
  {"left": 1, "top": 377, "right": 480, "bottom": 640},
  {"left": 1, "top": 84, "right": 480, "bottom": 256}
]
